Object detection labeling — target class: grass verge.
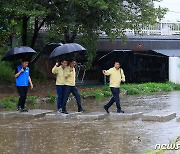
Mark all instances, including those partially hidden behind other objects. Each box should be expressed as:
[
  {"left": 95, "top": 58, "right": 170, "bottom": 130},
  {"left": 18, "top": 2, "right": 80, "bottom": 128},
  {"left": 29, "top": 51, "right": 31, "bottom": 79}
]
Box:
[{"left": 1, "top": 82, "right": 180, "bottom": 109}]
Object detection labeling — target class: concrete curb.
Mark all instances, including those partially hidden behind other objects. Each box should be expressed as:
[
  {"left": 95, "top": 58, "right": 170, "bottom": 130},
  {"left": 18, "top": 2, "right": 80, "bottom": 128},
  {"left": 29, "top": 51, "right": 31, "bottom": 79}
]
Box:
[
  {"left": 77, "top": 112, "right": 107, "bottom": 120},
  {"left": 0, "top": 111, "right": 17, "bottom": 119},
  {"left": 109, "top": 112, "right": 143, "bottom": 120},
  {"left": 142, "top": 112, "right": 176, "bottom": 122},
  {"left": 45, "top": 112, "right": 82, "bottom": 119}
]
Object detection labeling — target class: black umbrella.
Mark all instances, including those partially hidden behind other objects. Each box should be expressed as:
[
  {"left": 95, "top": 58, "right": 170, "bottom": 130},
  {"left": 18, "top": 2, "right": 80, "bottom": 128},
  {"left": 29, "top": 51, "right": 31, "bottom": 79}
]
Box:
[
  {"left": 41, "top": 43, "right": 62, "bottom": 55},
  {"left": 49, "top": 43, "right": 86, "bottom": 59},
  {"left": 1, "top": 46, "right": 37, "bottom": 61},
  {"left": 31, "top": 43, "right": 62, "bottom": 63}
]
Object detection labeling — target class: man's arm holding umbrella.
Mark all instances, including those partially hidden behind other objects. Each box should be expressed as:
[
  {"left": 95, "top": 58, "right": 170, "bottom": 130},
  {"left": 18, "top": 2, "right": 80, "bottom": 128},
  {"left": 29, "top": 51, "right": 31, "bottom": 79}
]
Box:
[
  {"left": 52, "top": 62, "right": 59, "bottom": 74},
  {"left": 14, "top": 68, "right": 33, "bottom": 89},
  {"left": 102, "top": 68, "right": 112, "bottom": 76},
  {"left": 15, "top": 68, "right": 24, "bottom": 78}
]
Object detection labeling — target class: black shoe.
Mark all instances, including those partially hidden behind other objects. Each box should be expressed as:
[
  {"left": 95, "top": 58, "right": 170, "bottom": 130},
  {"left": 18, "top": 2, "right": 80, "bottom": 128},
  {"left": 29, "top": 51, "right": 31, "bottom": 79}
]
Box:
[
  {"left": 17, "top": 106, "right": 22, "bottom": 111},
  {"left": 104, "top": 105, "right": 109, "bottom": 113},
  {"left": 78, "top": 108, "right": 84, "bottom": 113},
  {"left": 19, "top": 108, "right": 28, "bottom": 112},
  {"left": 22, "top": 109, "right": 28, "bottom": 112},
  {"left": 61, "top": 111, "right": 68, "bottom": 114},
  {"left": 19, "top": 108, "right": 24, "bottom": 112},
  {"left": 117, "top": 110, "right": 124, "bottom": 113}
]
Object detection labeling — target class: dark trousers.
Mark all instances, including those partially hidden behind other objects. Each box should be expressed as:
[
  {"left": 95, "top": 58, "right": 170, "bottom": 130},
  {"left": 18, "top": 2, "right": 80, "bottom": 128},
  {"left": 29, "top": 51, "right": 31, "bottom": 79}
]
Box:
[
  {"left": 105, "top": 87, "right": 122, "bottom": 111},
  {"left": 56, "top": 85, "right": 64, "bottom": 110},
  {"left": 17, "top": 86, "right": 28, "bottom": 109},
  {"left": 62, "top": 85, "right": 82, "bottom": 111}
]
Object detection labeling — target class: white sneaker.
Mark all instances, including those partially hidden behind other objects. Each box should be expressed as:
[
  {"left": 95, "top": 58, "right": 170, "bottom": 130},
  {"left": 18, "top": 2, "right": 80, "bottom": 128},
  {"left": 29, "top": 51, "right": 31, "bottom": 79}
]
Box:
[{"left": 57, "top": 108, "right": 62, "bottom": 114}]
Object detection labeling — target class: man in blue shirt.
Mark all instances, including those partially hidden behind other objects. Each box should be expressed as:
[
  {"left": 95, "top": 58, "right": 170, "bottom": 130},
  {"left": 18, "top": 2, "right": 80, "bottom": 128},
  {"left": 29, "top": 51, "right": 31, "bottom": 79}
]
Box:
[{"left": 15, "top": 59, "right": 33, "bottom": 112}]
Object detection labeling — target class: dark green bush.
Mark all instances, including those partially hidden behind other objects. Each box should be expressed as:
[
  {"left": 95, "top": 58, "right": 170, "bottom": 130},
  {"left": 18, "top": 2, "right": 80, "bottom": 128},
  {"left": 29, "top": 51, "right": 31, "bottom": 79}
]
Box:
[
  {"left": 0, "top": 97, "right": 17, "bottom": 109},
  {"left": 31, "top": 65, "right": 47, "bottom": 80},
  {"left": 0, "top": 56, "right": 14, "bottom": 83}
]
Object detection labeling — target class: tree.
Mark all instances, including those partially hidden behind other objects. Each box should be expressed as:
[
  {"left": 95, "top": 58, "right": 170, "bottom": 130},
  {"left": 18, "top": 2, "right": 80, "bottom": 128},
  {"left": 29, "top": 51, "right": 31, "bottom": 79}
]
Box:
[
  {"left": 1, "top": 0, "right": 51, "bottom": 48},
  {"left": 0, "top": 0, "right": 167, "bottom": 66},
  {"left": 46, "top": 0, "right": 167, "bottom": 67},
  {"left": 0, "top": 1, "right": 18, "bottom": 52}
]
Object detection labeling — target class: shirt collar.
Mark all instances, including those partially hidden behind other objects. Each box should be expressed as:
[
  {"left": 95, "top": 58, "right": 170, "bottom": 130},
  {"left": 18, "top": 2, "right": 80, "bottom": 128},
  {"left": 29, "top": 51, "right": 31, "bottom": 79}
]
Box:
[{"left": 113, "top": 67, "right": 120, "bottom": 70}]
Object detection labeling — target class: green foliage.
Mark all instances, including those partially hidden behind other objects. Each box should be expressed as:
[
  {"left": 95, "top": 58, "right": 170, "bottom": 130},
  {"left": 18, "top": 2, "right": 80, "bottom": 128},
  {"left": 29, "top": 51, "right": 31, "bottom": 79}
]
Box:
[
  {"left": 103, "top": 86, "right": 110, "bottom": 91},
  {"left": 0, "top": 0, "right": 168, "bottom": 80},
  {"left": 0, "top": 3, "right": 9, "bottom": 47},
  {"left": 168, "top": 82, "right": 180, "bottom": 90},
  {"left": 27, "top": 96, "right": 38, "bottom": 106},
  {"left": 79, "top": 33, "right": 98, "bottom": 68},
  {"left": 1, "top": 82, "right": 180, "bottom": 109},
  {"left": 120, "top": 82, "right": 173, "bottom": 95},
  {"left": 79, "top": 82, "right": 180, "bottom": 99},
  {"left": 45, "top": 25, "right": 64, "bottom": 43},
  {"left": 45, "top": 0, "right": 167, "bottom": 66},
  {"left": 0, "top": 56, "right": 14, "bottom": 83},
  {"left": 46, "top": 93, "right": 57, "bottom": 104},
  {"left": 93, "top": 90, "right": 104, "bottom": 99},
  {"left": 31, "top": 65, "right": 47, "bottom": 80},
  {"left": 1, "top": 0, "right": 167, "bottom": 45},
  {"left": 0, "top": 97, "right": 17, "bottom": 109},
  {"left": 103, "top": 91, "right": 112, "bottom": 97},
  {"left": 0, "top": 0, "right": 51, "bottom": 49},
  {"left": 126, "top": 87, "right": 142, "bottom": 95},
  {"left": 80, "top": 90, "right": 104, "bottom": 99}
]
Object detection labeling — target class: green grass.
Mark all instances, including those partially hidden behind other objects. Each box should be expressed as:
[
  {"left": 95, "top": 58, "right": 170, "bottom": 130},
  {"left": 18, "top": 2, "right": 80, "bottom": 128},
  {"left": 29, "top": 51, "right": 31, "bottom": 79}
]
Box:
[
  {"left": 0, "top": 96, "right": 40, "bottom": 109},
  {"left": 0, "top": 97, "right": 18, "bottom": 109},
  {"left": 1, "top": 82, "right": 180, "bottom": 109},
  {"left": 120, "top": 82, "right": 173, "bottom": 95},
  {"left": 80, "top": 90, "right": 104, "bottom": 99},
  {"left": 46, "top": 93, "right": 57, "bottom": 103},
  {"left": 79, "top": 82, "right": 180, "bottom": 99},
  {"left": 27, "top": 96, "right": 38, "bottom": 106}
]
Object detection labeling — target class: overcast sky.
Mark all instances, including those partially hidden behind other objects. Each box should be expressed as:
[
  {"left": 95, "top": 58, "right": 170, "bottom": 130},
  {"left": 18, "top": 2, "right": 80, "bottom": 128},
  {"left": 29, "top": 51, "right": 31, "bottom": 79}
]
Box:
[{"left": 155, "top": 0, "right": 180, "bottom": 22}]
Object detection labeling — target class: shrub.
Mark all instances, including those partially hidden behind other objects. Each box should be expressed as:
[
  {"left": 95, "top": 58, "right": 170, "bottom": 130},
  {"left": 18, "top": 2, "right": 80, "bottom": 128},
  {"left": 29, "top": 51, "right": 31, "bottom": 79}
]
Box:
[
  {"left": 0, "top": 97, "right": 17, "bottom": 109},
  {"left": 27, "top": 96, "right": 38, "bottom": 106},
  {"left": 173, "top": 84, "right": 180, "bottom": 90},
  {"left": 46, "top": 93, "right": 57, "bottom": 103},
  {"left": 0, "top": 60, "right": 14, "bottom": 83},
  {"left": 93, "top": 90, "right": 104, "bottom": 99},
  {"left": 31, "top": 65, "right": 47, "bottom": 80}
]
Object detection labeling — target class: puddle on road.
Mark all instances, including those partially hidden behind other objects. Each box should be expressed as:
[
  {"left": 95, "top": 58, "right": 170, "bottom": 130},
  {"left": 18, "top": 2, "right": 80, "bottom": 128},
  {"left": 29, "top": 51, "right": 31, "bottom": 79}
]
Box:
[{"left": 0, "top": 91, "right": 180, "bottom": 154}]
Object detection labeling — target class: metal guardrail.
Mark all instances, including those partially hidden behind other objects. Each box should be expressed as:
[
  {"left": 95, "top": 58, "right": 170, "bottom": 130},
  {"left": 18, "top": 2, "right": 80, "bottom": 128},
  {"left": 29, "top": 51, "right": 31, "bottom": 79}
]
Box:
[
  {"left": 75, "top": 63, "right": 86, "bottom": 83},
  {"left": 39, "top": 22, "right": 180, "bottom": 36},
  {"left": 125, "top": 22, "right": 180, "bottom": 36}
]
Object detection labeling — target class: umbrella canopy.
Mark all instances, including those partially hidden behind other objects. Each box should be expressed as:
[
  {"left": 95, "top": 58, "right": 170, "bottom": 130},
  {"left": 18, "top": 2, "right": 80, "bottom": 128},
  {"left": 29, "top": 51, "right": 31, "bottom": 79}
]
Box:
[
  {"left": 41, "top": 43, "right": 62, "bottom": 55},
  {"left": 1, "top": 46, "right": 37, "bottom": 61},
  {"left": 49, "top": 43, "right": 86, "bottom": 59},
  {"left": 31, "top": 43, "right": 62, "bottom": 63}
]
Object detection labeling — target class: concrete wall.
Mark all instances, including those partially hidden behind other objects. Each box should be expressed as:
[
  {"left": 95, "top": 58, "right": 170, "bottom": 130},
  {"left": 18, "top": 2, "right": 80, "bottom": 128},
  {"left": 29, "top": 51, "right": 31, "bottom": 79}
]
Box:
[{"left": 169, "top": 57, "right": 180, "bottom": 83}]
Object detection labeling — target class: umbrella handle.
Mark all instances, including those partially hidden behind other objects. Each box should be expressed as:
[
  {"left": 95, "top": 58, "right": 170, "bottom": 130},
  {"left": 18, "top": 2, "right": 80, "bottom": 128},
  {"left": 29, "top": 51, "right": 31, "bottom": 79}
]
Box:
[{"left": 99, "top": 51, "right": 114, "bottom": 60}]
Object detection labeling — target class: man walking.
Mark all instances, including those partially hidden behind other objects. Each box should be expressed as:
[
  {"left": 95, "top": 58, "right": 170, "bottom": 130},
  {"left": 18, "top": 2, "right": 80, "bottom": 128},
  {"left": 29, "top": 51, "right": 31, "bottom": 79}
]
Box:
[
  {"left": 15, "top": 59, "right": 33, "bottom": 112},
  {"left": 102, "top": 61, "right": 125, "bottom": 113},
  {"left": 62, "top": 59, "right": 83, "bottom": 114},
  {"left": 52, "top": 59, "right": 68, "bottom": 113}
]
